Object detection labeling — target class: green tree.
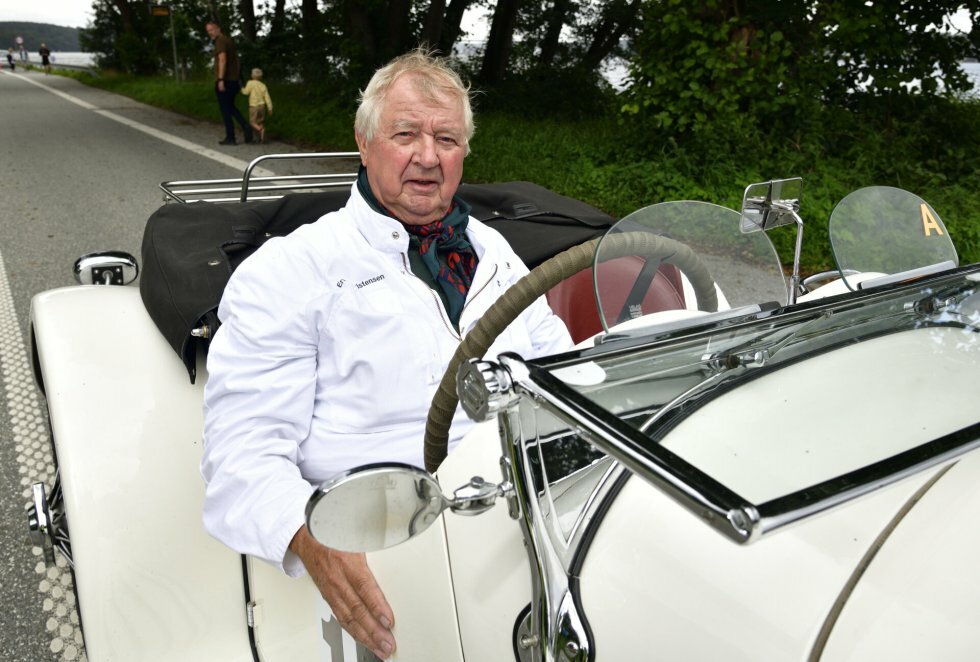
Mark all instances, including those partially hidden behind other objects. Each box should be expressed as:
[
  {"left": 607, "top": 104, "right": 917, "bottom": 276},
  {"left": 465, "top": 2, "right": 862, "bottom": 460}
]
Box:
[
  {"left": 622, "top": 0, "right": 980, "bottom": 137},
  {"left": 81, "top": 0, "right": 218, "bottom": 76}
]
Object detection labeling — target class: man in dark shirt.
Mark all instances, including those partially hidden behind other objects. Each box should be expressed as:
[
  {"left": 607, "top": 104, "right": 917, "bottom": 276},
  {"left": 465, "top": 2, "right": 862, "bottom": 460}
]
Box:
[
  {"left": 38, "top": 43, "right": 51, "bottom": 74},
  {"left": 205, "top": 22, "right": 253, "bottom": 145}
]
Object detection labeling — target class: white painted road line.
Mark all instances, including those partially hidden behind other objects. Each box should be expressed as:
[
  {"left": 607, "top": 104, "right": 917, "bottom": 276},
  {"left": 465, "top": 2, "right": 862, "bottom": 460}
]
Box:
[{"left": 2, "top": 70, "right": 274, "bottom": 178}]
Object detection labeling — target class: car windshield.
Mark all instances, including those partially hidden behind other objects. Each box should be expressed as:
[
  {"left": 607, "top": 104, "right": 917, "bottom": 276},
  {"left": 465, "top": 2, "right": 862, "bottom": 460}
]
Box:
[
  {"left": 524, "top": 265, "right": 980, "bottom": 542},
  {"left": 591, "top": 200, "right": 787, "bottom": 333},
  {"left": 830, "top": 186, "right": 958, "bottom": 291}
]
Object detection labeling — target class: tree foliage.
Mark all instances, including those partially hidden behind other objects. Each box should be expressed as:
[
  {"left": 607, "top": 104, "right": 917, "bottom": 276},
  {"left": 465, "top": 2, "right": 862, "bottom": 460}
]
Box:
[
  {"left": 80, "top": 0, "right": 216, "bottom": 75},
  {"left": 77, "top": 0, "right": 979, "bottom": 128},
  {"left": 622, "top": 0, "right": 980, "bottom": 137}
]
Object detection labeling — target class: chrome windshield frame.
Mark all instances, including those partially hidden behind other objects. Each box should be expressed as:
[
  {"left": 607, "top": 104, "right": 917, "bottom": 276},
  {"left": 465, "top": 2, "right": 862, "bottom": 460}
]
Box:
[{"left": 502, "top": 265, "right": 980, "bottom": 544}]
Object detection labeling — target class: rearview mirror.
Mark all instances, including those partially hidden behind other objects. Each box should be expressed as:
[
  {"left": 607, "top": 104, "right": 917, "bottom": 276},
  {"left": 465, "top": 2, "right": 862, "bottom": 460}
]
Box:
[{"left": 740, "top": 177, "right": 803, "bottom": 233}]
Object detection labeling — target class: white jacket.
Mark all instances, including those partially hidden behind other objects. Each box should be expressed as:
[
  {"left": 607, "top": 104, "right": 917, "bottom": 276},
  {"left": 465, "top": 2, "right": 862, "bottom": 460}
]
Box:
[{"left": 201, "top": 184, "right": 573, "bottom": 573}]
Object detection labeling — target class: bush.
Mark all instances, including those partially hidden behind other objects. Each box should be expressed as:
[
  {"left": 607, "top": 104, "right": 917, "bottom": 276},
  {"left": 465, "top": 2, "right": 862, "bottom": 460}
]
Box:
[{"left": 64, "top": 72, "right": 980, "bottom": 272}]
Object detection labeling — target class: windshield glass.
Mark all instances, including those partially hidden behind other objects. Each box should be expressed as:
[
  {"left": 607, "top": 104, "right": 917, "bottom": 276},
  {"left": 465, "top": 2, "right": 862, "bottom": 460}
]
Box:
[
  {"left": 591, "top": 201, "right": 787, "bottom": 333},
  {"left": 830, "top": 186, "right": 958, "bottom": 291}
]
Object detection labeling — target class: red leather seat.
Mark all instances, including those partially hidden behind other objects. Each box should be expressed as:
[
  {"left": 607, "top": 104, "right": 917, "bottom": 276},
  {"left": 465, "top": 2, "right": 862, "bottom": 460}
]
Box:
[{"left": 546, "top": 258, "right": 687, "bottom": 343}]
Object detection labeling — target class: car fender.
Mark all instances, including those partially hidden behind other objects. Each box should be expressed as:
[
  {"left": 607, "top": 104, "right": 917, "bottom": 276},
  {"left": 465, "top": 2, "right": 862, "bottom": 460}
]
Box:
[
  {"left": 30, "top": 285, "right": 255, "bottom": 661},
  {"left": 819, "top": 449, "right": 980, "bottom": 661}
]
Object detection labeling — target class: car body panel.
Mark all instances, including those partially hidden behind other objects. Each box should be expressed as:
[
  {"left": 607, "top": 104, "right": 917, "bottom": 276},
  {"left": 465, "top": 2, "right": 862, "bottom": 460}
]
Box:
[
  {"left": 579, "top": 468, "right": 934, "bottom": 661},
  {"left": 31, "top": 285, "right": 254, "bottom": 661},
  {"left": 31, "top": 284, "right": 465, "bottom": 662},
  {"left": 248, "top": 557, "right": 320, "bottom": 661},
  {"left": 821, "top": 450, "right": 980, "bottom": 662},
  {"left": 436, "top": 420, "right": 531, "bottom": 662},
  {"left": 661, "top": 326, "right": 980, "bottom": 503},
  {"left": 366, "top": 515, "right": 464, "bottom": 661}
]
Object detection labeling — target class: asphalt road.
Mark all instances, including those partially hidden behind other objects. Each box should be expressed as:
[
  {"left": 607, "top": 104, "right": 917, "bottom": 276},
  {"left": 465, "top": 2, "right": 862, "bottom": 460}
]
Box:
[{"left": 0, "top": 68, "right": 357, "bottom": 662}]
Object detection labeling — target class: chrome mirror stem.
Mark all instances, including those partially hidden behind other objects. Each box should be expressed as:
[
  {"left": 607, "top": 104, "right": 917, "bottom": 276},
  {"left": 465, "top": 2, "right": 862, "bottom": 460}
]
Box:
[
  {"left": 449, "top": 476, "right": 512, "bottom": 516},
  {"left": 788, "top": 211, "right": 804, "bottom": 305}
]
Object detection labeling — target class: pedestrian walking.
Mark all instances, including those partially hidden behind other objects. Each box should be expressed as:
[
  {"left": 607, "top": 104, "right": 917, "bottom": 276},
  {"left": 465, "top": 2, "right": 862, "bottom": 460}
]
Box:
[
  {"left": 39, "top": 43, "right": 51, "bottom": 74},
  {"left": 205, "top": 22, "right": 253, "bottom": 145},
  {"left": 6, "top": 48, "right": 15, "bottom": 71},
  {"left": 241, "top": 68, "right": 273, "bottom": 143}
]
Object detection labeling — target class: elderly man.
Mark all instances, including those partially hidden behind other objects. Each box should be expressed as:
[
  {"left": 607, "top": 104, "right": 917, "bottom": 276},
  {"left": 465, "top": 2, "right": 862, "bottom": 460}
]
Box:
[{"left": 201, "top": 49, "right": 572, "bottom": 659}]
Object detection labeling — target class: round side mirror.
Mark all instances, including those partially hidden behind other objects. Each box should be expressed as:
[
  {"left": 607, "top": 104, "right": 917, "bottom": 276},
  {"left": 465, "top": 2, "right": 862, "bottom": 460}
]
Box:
[{"left": 305, "top": 463, "right": 449, "bottom": 553}]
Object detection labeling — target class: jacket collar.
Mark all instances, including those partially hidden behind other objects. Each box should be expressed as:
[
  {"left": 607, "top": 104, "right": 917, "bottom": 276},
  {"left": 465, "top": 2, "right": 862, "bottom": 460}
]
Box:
[{"left": 347, "top": 182, "right": 491, "bottom": 261}]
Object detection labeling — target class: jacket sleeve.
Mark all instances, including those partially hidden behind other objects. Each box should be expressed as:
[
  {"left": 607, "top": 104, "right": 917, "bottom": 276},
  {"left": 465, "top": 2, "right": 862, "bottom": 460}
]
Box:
[
  {"left": 264, "top": 87, "right": 273, "bottom": 111},
  {"left": 200, "top": 241, "right": 320, "bottom": 576},
  {"left": 520, "top": 283, "right": 575, "bottom": 359},
  {"left": 501, "top": 240, "right": 575, "bottom": 358}
]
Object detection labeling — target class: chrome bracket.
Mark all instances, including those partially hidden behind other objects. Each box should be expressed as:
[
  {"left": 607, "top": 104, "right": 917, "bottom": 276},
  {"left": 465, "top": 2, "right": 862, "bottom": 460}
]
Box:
[
  {"left": 27, "top": 482, "right": 55, "bottom": 564},
  {"left": 493, "top": 356, "right": 594, "bottom": 662}
]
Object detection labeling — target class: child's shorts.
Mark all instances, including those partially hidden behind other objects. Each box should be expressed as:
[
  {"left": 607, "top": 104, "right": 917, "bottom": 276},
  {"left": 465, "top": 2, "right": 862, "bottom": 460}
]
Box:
[{"left": 249, "top": 106, "right": 267, "bottom": 125}]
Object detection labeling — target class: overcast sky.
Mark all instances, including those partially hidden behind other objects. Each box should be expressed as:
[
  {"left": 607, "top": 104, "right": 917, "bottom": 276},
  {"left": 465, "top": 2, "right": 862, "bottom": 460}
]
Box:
[{"left": 5, "top": 0, "right": 94, "bottom": 28}]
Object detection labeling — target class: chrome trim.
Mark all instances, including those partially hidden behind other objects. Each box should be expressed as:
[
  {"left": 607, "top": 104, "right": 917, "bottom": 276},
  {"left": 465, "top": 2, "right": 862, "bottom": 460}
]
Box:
[
  {"left": 26, "top": 472, "right": 72, "bottom": 566},
  {"left": 740, "top": 178, "right": 805, "bottom": 304},
  {"left": 457, "top": 359, "right": 517, "bottom": 422},
  {"left": 495, "top": 350, "right": 980, "bottom": 545},
  {"left": 498, "top": 358, "right": 594, "bottom": 661},
  {"left": 801, "top": 269, "right": 859, "bottom": 293},
  {"left": 27, "top": 482, "right": 52, "bottom": 562},
  {"left": 159, "top": 152, "right": 360, "bottom": 203},
  {"left": 73, "top": 251, "right": 139, "bottom": 285},
  {"left": 449, "top": 476, "right": 512, "bottom": 516}
]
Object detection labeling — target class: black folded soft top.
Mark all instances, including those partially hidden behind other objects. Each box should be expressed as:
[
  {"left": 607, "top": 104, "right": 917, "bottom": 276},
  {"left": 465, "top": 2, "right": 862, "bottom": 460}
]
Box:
[{"left": 139, "top": 181, "right": 615, "bottom": 382}]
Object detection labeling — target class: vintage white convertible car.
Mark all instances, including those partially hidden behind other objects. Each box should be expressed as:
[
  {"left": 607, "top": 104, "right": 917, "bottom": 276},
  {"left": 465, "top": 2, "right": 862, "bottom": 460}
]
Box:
[{"left": 26, "top": 154, "right": 980, "bottom": 662}]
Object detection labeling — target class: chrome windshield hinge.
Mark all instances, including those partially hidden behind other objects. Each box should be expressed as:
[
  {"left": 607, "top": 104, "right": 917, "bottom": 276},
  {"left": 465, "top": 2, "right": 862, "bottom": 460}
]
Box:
[
  {"left": 457, "top": 358, "right": 519, "bottom": 422},
  {"left": 246, "top": 600, "right": 262, "bottom": 628}
]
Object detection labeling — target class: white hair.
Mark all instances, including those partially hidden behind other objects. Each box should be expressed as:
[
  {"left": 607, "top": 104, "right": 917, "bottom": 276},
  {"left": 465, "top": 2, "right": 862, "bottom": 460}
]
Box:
[{"left": 355, "top": 48, "right": 474, "bottom": 154}]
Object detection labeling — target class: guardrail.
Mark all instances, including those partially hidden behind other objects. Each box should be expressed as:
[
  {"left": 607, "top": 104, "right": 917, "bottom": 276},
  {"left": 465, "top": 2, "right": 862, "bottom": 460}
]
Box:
[{"left": 20, "top": 56, "right": 97, "bottom": 75}]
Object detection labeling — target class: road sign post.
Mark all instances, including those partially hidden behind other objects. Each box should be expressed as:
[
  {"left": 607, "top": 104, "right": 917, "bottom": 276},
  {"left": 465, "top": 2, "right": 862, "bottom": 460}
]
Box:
[{"left": 150, "top": 5, "right": 180, "bottom": 82}]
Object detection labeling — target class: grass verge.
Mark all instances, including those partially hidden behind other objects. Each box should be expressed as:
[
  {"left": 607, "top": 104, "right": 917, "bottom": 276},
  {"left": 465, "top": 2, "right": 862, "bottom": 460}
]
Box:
[{"left": 65, "top": 70, "right": 980, "bottom": 272}]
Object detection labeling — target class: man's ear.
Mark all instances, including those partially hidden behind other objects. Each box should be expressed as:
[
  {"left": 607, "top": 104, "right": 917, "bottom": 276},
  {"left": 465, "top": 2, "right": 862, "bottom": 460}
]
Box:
[{"left": 354, "top": 132, "right": 369, "bottom": 166}]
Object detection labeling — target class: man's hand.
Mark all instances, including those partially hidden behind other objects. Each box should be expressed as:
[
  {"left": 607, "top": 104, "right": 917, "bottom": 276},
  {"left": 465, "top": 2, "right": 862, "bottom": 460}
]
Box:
[
  {"left": 290, "top": 526, "right": 396, "bottom": 660},
  {"left": 217, "top": 80, "right": 225, "bottom": 92}
]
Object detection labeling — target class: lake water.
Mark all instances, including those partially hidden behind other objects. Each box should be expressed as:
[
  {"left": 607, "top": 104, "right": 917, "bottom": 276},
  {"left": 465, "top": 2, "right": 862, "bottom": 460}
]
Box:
[
  {"left": 963, "top": 60, "right": 980, "bottom": 96},
  {"left": 24, "top": 52, "right": 980, "bottom": 97},
  {"left": 20, "top": 51, "right": 95, "bottom": 67}
]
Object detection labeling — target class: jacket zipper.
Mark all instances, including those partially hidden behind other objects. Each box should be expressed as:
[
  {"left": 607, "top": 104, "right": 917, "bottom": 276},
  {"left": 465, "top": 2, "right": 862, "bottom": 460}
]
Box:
[
  {"left": 400, "top": 256, "right": 501, "bottom": 339},
  {"left": 461, "top": 262, "right": 499, "bottom": 323},
  {"left": 401, "top": 254, "right": 460, "bottom": 339}
]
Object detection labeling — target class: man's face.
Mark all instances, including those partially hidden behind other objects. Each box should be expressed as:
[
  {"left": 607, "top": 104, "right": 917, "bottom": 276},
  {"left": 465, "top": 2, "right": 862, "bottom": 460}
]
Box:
[
  {"left": 205, "top": 23, "right": 220, "bottom": 41},
  {"left": 356, "top": 75, "right": 466, "bottom": 226}
]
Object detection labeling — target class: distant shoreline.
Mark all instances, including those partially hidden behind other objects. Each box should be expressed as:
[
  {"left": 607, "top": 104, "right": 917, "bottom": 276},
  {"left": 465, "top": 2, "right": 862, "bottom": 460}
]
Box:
[{"left": 15, "top": 53, "right": 980, "bottom": 98}]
